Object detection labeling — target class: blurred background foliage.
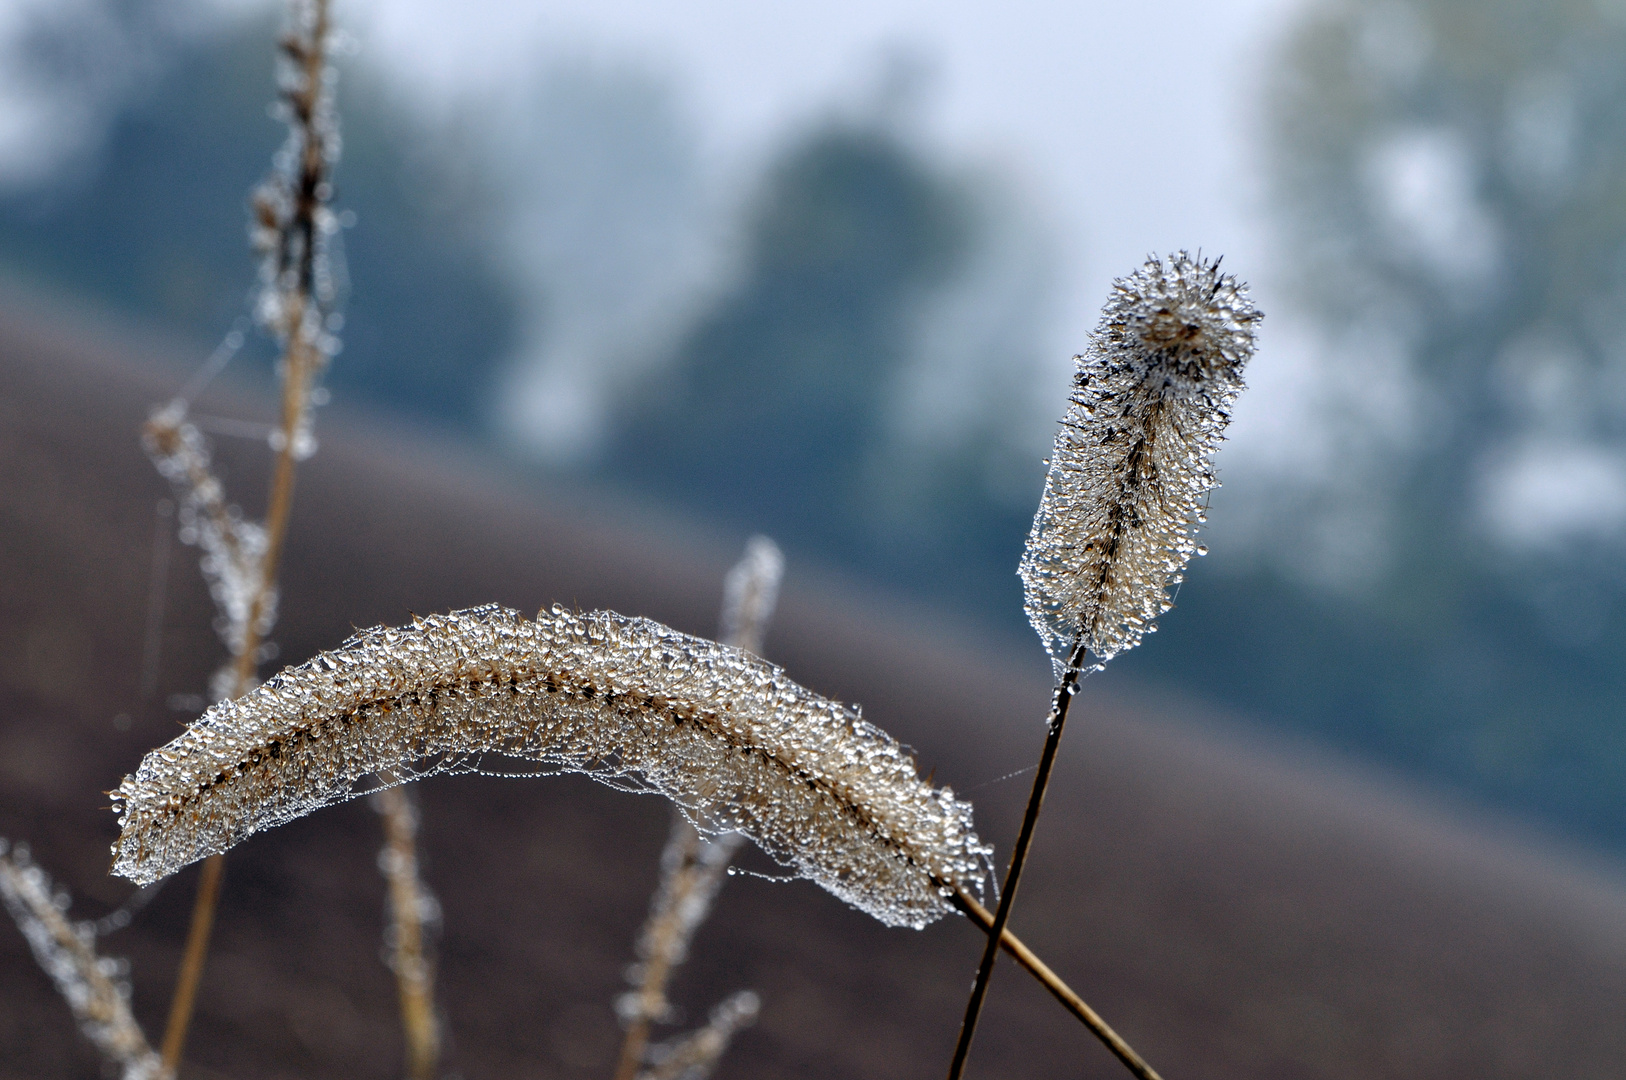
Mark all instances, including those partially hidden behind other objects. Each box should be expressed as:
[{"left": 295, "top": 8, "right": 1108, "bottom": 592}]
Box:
[{"left": 1, "top": 0, "right": 1624, "bottom": 853}]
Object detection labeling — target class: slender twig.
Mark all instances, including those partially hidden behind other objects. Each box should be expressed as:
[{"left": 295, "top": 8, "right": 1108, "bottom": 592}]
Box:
[
  {"left": 376, "top": 785, "right": 440, "bottom": 1080},
  {"left": 612, "top": 824, "right": 696, "bottom": 1080},
  {"left": 946, "top": 635, "right": 1087, "bottom": 1080},
  {"left": 159, "top": 1, "right": 335, "bottom": 1070},
  {"left": 158, "top": 852, "right": 223, "bottom": 1072},
  {"left": 612, "top": 538, "right": 780, "bottom": 1080},
  {"left": 0, "top": 842, "right": 166, "bottom": 1080},
  {"left": 951, "top": 889, "right": 1162, "bottom": 1080},
  {"left": 636, "top": 990, "right": 759, "bottom": 1080}
]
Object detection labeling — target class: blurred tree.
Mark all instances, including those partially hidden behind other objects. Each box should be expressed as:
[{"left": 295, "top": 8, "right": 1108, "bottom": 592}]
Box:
[
  {"left": 0, "top": 7, "right": 517, "bottom": 428},
  {"left": 1271, "top": 0, "right": 1626, "bottom": 542},
  {"left": 605, "top": 124, "right": 975, "bottom": 557},
  {"left": 1123, "top": 0, "right": 1626, "bottom": 849}
]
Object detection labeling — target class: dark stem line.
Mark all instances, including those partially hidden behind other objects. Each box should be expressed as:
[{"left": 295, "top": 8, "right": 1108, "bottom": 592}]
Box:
[
  {"left": 946, "top": 634, "right": 1088, "bottom": 1080},
  {"left": 951, "top": 890, "right": 1162, "bottom": 1080}
]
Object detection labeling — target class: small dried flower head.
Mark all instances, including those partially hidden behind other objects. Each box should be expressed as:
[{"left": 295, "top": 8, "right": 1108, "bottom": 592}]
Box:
[
  {"left": 110, "top": 606, "right": 991, "bottom": 929},
  {"left": 1020, "top": 252, "right": 1260, "bottom": 671}
]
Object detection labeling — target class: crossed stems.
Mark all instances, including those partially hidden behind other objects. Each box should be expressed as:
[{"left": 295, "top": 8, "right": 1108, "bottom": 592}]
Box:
[{"left": 946, "top": 636, "right": 1161, "bottom": 1080}]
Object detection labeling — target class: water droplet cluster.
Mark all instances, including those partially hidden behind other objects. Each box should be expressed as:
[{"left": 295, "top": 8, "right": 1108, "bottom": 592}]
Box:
[
  {"left": 1020, "top": 252, "right": 1260, "bottom": 671},
  {"left": 110, "top": 606, "right": 992, "bottom": 928}
]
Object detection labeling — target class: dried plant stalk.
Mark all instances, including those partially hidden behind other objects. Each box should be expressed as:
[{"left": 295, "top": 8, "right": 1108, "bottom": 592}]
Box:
[
  {"left": 637, "top": 990, "right": 760, "bottom": 1080},
  {"left": 111, "top": 605, "right": 992, "bottom": 929},
  {"left": 613, "top": 536, "right": 783, "bottom": 1080},
  {"left": 613, "top": 820, "right": 744, "bottom": 1080},
  {"left": 1020, "top": 251, "right": 1260, "bottom": 671},
  {"left": 156, "top": 1, "right": 343, "bottom": 1067},
  {"left": 950, "top": 253, "right": 1258, "bottom": 1080},
  {"left": 0, "top": 841, "right": 165, "bottom": 1080},
  {"left": 233, "top": 0, "right": 343, "bottom": 699},
  {"left": 951, "top": 890, "right": 1162, "bottom": 1080},
  {"left": 143, "top": 403, "right": 274, "bottom": 693},
  {"left": 374, "top": 785, "right": 441, "bottom": 1080},
  {"left": 718, "top": 535, "right": 783, "bottom": 657}
]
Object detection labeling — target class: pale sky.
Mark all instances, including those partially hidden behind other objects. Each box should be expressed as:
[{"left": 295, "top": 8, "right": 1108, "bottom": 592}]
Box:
[
  {"left": 350, "top": 0, "right": 1308, "bottom": 350},
  {"left": 342, "top": 0, "right": 1329, "bottom": 490}
]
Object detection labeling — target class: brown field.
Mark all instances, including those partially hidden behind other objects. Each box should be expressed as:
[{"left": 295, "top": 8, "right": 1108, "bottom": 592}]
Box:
[{"left": 2, "top": 299, "right": 1624, "bottom": 1080}]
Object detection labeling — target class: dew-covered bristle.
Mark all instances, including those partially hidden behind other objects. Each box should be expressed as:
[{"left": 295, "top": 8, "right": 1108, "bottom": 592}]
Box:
[
  {"left": 110, "top": 606, "right": 990, "bottom": 928},
  {"left": 1020, "top": 252, "right": 1260, "bottom": 670}
]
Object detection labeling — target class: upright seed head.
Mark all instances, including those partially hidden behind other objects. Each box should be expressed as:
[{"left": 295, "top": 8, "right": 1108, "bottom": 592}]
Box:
[{"left": 1020, "top": 252, "right": 1261, "bottom": 672}]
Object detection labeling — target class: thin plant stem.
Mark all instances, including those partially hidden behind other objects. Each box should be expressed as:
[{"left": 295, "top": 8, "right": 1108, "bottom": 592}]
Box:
[
  {"left": 377, "top": 784, "right": 440, "bottom": 1080},
  {"left": 228, "top": 294, "right": 312, "bottom": 695},
  {"left": 160, "top": 1, "right": 333, "bottom": 1068},
  {"left": 946, "top": 635, "right": 1088, "bottom": 1080},
  {"left": 951, "top": 889, "right": 1162, "bottom": 1080},
  {"left": 613, "top": 1014, "right": 653, "bottom": 1080},
  {"left": 612, "top": 538, "right": 781, "bottom": 1080},
  {"left": 159, "top": 852, "right": 224, "bottom": 1072}
]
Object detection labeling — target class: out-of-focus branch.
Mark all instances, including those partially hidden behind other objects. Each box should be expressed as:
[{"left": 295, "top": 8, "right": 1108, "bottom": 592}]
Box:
[
  {"left": 375, "top": 784, "right": 441, "bottom": 1080},
  {"left": 0, "top": 840, "right": 165, "bottom": 1080},
  {"left": 611, "top": 537, "right": 783, "bottom": 1080},
  {"left": 612, "top": 823, "right": 743, "bottom": 1080},
  {"left": 636, "top": 991, "right": 759, "bottom": 1080},
  {"left": 159, "top": 1, "right": 341, "bottom": 1071}
]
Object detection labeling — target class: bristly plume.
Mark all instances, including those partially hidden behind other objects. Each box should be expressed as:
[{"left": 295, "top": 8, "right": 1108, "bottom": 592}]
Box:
[
  {"left": 1020, "top": 252, "right": 1260, "bottom": 672},
  {"left": 110, "top": 605, "right": 991, "bottom": 929},
  {"left": 0, "top": 841, "right": 164, "bottom": 1080}
]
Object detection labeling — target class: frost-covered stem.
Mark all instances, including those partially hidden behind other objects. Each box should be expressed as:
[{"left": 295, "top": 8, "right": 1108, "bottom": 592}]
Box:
[
  {"left": 612, "top": 825, "right": 741, "bottom": 1080},
  {"left": 0, "top": 843, "right": 166, "bottom": 1080},
  {"left": 635, "top": 990, "right": 759, "bottom": 1080},
  {"left": 611, "top": 825, "right": 696, "bottom": 1080},
  {"left": 947, "top": 635, "right": 1087, "bottom": 1080},
  {"left": 951, "top": 888, "right": 1161, "bottom": 1080},
  {"left": 612, "top": 969, "right": 656, "bottom": 1079},
  {"left": 162, "top": 1, "right": 335, "bottom": 1068},
  {"left": 377, "top": 784, "right": 440, "bottom": 1080},
  {"left": 613, "top": 539, "right": 780, "bottom": 1080},
  {"left": 230, "top": 0, "right": 332, "bottom": 698},
  {"left": 143, "top": 416, "right": 251, "bottom": 591},
  {"left": 228, "top": 295, "right": 310, "bottom": 696}
]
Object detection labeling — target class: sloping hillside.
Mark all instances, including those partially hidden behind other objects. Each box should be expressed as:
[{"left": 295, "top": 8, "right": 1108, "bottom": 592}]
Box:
[{"left": 2, "top": 301, "right": 1624, "bottom": 1080}]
